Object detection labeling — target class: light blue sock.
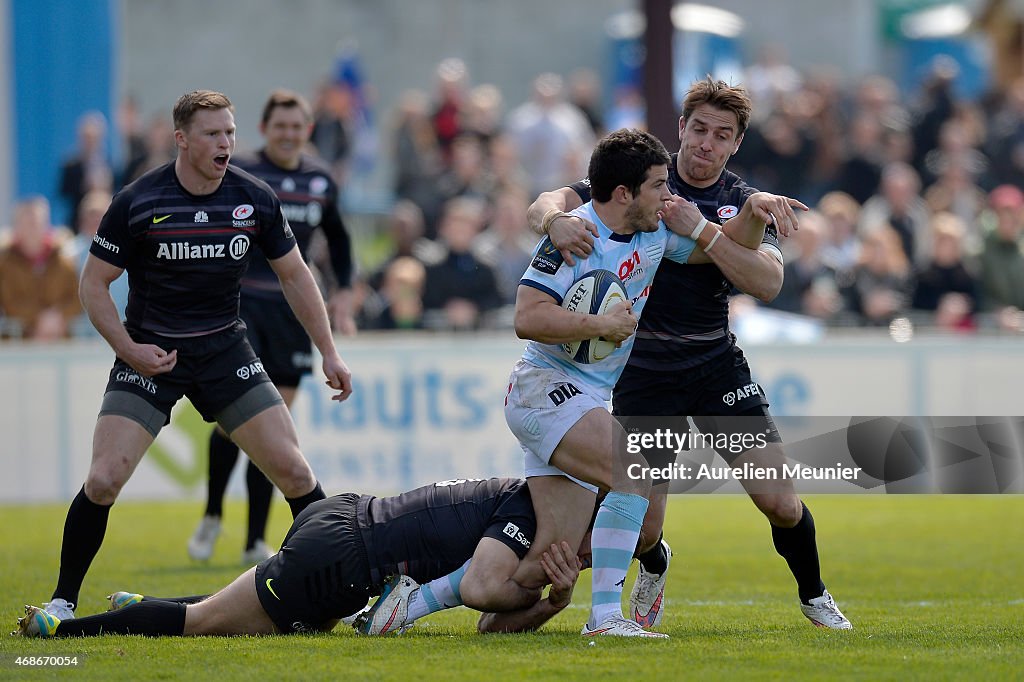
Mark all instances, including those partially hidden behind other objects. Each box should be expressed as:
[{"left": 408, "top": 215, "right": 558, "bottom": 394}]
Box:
[
  {"left": 406, "top": 559, "right": 470, "bottom": 622},
  {"left": 589, "top": 491, "right": 649, "bottom": 627}
]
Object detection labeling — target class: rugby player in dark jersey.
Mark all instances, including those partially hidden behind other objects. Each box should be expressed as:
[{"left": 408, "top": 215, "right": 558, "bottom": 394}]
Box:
[
  {"left": 527, "top": 77, "right": 851, "bottom": 630},
  {"left": 187, "top": 90, "right": 355, "bottom": 565},
  {"left": 17, "top": 478, "right": 584, "bottom": 637},
  {"left": 37, "top": 90, "right": 352, "bottom": 623}
]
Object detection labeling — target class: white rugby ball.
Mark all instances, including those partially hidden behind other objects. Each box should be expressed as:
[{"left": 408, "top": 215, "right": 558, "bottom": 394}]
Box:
[{"left": 561, "top": 269, "right": 628, "bottom": 363}]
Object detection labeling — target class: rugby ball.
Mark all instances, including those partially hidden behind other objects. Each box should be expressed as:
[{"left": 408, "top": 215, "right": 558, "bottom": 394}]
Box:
[{"left": 560, "top": 269, "right": 628, "bottom": 363}]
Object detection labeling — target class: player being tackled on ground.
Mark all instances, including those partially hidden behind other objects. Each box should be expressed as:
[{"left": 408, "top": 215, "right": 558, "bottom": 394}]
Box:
[{"left": 15, "top": 478, "right": 586, "bottom": 638}]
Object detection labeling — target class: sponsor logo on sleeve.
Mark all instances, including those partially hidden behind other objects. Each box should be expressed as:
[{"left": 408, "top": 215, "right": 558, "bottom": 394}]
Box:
[
  {"left": 531, "top": 237, "right": 563, "bottom": 275},
  {"left": 92, "top": 234, "right": 120, "bottom": 254},
  {"left": 502, "top": 522, "right": 531, "bottom": 549}
]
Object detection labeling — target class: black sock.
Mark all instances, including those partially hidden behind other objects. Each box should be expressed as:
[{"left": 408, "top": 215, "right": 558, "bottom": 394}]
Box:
[
  {"left": 286, "top": 481, "right": 325, "bottom": 519},
  {"left": 52, "top": 487, "right": 112, "bottom": 606},
  {"left": 140, "top": 594, "right": 209, "bottom": 605},
  {"left": 771, "top": 502, "right": 826, "bottom": 603},
  {"left": 205, "top": 429, "right": 239, "bottom": 518},
  {"left": 55, "top": 601, "right": 187, "bottom": 637},
  {"left": 245, "top": 460, "right": 274, "bottom": 550},
  {"left": 635, "top": 532, "right": 669, "bottom": 575}
]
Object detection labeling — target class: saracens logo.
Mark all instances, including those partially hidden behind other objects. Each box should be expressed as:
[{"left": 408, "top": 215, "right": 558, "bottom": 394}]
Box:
[
  {"left": 718, "top": 205, "right": 738, "bottom": 219},
  {"left": 232, "top": 204, "right": 256, "bottom": 227}
]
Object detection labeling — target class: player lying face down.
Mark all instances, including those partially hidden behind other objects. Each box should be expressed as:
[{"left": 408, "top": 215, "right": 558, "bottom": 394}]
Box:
[{"left": 15, "top": 478, "right": 591, "bottom": 638}]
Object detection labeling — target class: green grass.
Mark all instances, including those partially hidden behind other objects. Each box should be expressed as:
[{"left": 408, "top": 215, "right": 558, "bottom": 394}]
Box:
[{"left": 0, "top": 496, "right": 1021, "bottom": 680}]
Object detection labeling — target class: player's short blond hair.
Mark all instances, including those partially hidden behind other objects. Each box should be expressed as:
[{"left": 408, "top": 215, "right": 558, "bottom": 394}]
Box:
[{"left": 172, "top": 90, "right": 233, "bottom": 131}]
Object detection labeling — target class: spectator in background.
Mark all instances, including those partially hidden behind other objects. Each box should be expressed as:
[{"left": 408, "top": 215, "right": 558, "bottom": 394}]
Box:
[
  {"left": 474, "top": 186, "right": 536, "bottom": 306},
  {"left": 463, "top": 84, "right": 505, "bottom": 149},
  {"left": 367, "top": 199, "right": 442, "bottom": 293},
  {"left": 360, "top": 256, "right": 427, "bottom": 331},
  {"left": 841, "top": 225, "right": 913, "bottom": 326},
  {"left": 911, "top": 212, "right": 978, "bottom": 331},
  {"left": 59, "top": 112, "right": 114, "bottom": 233},
  {"left": 310, "top": 80, "right": 354, "bottom": 183},
  {"left": 0, "top": 197, "right": 81, "bottom": 340},
  {"left": 986, "top": 77, "right": 1024, "bottom": 189},
  {"left": 432, "top": 58, "right": 469, "bottom": 166},
  {"left": 116, "top": 96, "right": 146, "bottom": 183},
  {"left": 121, "top": 114, "right": 176, "bottom": 187},
  {"left": 910, "top": 57, "right": 958, "bottom": 181},
  {"left": 390, "top": 89, "right": 444, "bottom": 231},
  {"left": 859, "top": 162, "right": 932, "bottom": 266},
  {"left": 422, "top": 197, "right": 501, "bottom": 330},
  {"left": 922, "top": 124, "right": 989, "bottom": 242},
  {"left": 431, "top": 134, "right": 493, "bottom": 238},
  {"left": 743, "top": 43, "right": 803, "bottom": 120},
  {"left": 979, "top": 184, "right": 1024, "bottom": 329},
  {"left": 816, "top": 191, "right": 861, "bottom": 273},
  {"left": 568, "top": 68, "right": 606, "bottom": 137},
  {"left": 486, "top": 134, "right": 531, "bottom": 199},
  {"left": 506, "top": 72, "right": 593, "bottom": 198},
  {"left": 64, "top": 191, "right": 127, "bottom": 336},
  {"left": 832, "top": 114, "right": 885, "bottom": 204},
  {"left": 771, "top": 210, "right": 842, "bottom": 320}
]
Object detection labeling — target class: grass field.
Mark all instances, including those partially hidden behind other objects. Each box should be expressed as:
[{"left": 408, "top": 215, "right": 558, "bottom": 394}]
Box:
[{"left": 0, "top": 494, "right": 1021, "bottom": 680}]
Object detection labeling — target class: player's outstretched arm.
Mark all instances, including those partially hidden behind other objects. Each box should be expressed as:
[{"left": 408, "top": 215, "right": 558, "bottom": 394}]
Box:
[
  {"left": 80, "top": 254, "right": 177, "bottom": 376},
  {"left": 514, "top": 286, "right": 636, "bottom": 345},
  {"left": 528, "top": 188, "right": 593, "bottom": 266},
  {"left": 477, "top": 541, "right": 582, "bottom": 633},
  {"left": 270, "top": 246, "right": 353, "bottom": 401}
]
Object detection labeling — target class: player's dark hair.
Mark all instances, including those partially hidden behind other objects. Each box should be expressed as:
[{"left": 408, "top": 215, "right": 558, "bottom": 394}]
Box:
[
  {"left": 681, "top": 75, "right": 752, "bottom": 135},
  {"left": 172, "top": 90, "right": 233, "bottom": 131},
  {"left": 587, "top": 128, "right": 670, "bottom": 203},
  {"left": 261, "top": 89, "right": 313, "bottom": 125}
]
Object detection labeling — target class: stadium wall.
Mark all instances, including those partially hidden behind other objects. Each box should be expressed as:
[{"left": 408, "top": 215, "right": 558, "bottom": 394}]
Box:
[{"left": 1, "top": 334, "right": 1022, "bottom": 503}]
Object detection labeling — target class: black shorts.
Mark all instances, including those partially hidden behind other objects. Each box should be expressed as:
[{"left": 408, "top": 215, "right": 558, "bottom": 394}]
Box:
[
  {"left": 240, "top": 296, "right": 312, "bottom": 388},
  {"left": 613, "top": 344, "right": 781, "bottom": 463},
  {"left": 99, "top": 322, "right": 281, "bottom": 436},
  {"left": 254, "top": 493, "right": 374, "bottom": 633}
]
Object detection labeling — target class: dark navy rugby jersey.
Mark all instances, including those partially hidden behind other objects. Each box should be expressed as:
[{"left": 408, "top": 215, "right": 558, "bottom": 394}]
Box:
[
  {"left": 355, "top": 477, "right": 536, "bottom": 587},
  {"left": 570, "top": 153, "right": 783, "bottom": 371},
  {"left": 90, "top": 162, "right": 296, "bottom": 336},
  {"left": 232, "top": 151, "right": 352, "bottom": 301}
]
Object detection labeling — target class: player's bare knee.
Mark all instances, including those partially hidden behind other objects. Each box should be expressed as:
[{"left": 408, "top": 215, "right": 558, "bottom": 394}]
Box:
[
  {"left": 265, "top": 454, "right": 314, "bottom": 496},
  {"left": 760, "top": 494, "right": 802, "bottom": 527},
  {"left": 84, "top": 471, "right": 125, "bottom": 505}
]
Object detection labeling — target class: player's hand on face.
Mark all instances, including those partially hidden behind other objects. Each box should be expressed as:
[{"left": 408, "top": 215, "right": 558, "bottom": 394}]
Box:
[
  {"left": 658, "top": 195, "right": 704, "bottom": 235},
  {"left": 124, "top": 344, "right": 177, "bottom": 377},
  {"left": 601, "top": 300, "right": 638, "bottom": 344},
  {"left": 540, "top": 541, "right": 582, "bottom": 610},
  {"left": 549, "top": 214, "right": 598, "bottom": 266},
  {"left": 322, "top": 353, "right": 354, "bottom": 402},
  {"left": 747, "top": 192, "right": 808, "bottom": 237}
]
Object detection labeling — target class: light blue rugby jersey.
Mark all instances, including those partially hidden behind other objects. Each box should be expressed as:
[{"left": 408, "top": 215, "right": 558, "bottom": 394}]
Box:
[{"left": 519, "top": 201, "right": 696, "bottom": 398}]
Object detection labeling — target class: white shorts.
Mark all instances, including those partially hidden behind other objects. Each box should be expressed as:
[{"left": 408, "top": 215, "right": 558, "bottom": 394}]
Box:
[{"left": 503, "top": 360, "right": 603, "bottom": 493}]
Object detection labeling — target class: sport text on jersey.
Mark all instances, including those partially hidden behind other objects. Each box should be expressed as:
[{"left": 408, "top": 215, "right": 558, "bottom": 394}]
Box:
[{"left": 156, "top": 235, "right": 250, "bottom": 261}]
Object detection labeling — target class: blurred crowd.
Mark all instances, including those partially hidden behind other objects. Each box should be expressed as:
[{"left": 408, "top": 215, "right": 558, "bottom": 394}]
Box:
[{"left": 4, "top": 49, "right": 1024, "bottom": 341}]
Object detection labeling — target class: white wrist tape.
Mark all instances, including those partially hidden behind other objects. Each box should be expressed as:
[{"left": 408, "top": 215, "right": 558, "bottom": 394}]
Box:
[
  {"left": 690, "top": 217, "right": 709, "bottom": 241},
  {"left": 704, "top": 230, "right": 723, "bottom": 253}
]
